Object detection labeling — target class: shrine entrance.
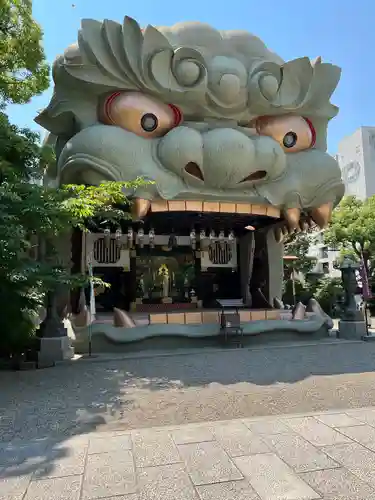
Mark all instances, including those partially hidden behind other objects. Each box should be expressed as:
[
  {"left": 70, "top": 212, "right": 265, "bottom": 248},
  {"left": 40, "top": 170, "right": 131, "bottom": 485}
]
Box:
[{"left": 134, "top": 249, "right": 197, "bottom": 312}]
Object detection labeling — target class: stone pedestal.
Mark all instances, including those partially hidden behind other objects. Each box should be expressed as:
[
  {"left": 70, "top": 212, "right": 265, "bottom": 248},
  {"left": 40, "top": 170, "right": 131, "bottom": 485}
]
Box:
[
  {"left": 338, "top": 320, "right": 367, "bottom": 340},
  {"left": 162, "top": 297, "right": 172, "bottom": 304},
  {"left": 38, "top": 336, "right": 74, "bottom": 365}
]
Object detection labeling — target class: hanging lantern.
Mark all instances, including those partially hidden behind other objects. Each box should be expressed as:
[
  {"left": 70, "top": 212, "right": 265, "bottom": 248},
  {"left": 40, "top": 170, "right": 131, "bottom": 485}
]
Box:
[
  {"left": 137, "top": 227, "right": 145, "bottom": 248},
  {"left": 199, "top": 229, "right": 207, "bottom": 250},
  {"left": 228, "top": 230, "right": 235, "bottom": 242},
  {"left": 127, "top": 227, "right": 133, "bottom": 248},
  {"left": 209, "top": 229, "right": 216, "bottom": 250},
  {"left": 103, "top": 227, "right": 111, "bottom": 248},
  {"left": 115, "top": 228, "right": 122, "bottom": 248},
  {"left": 190, "top": 228, "right": 196, "bottom": 249},
  {"left": 218, "top": 230, "right": 225, "bottom": 248},
  {"left": 168, "top": 233, "right": 177, "bottom": 249},
  {"left": 149, "top": 228, "right": 155, "bottom": 248}
]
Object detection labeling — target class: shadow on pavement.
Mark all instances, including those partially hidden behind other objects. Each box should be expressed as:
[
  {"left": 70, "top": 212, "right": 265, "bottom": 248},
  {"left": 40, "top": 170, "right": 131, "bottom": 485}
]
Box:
[{"left": 2, "top": 340, "right": 375, "bottom": 477}]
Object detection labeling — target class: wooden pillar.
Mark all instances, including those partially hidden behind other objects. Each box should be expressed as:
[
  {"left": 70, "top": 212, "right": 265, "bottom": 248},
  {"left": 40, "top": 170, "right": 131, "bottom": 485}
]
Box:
[
  {"left": 70, "top": 228, "right": 83, "bottom": 314},
  {"left": 129, "top": 252, "right": 137, "bottom": 310}
]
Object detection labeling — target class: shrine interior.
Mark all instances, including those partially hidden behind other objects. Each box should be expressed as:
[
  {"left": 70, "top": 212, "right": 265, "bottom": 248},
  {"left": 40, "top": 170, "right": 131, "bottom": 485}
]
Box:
[{"left": 70, "top": 206, "right": 281, "bottom": 315}]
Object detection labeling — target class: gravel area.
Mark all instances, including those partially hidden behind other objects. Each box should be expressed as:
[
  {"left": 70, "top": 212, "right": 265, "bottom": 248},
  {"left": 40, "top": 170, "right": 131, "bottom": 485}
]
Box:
[{"left": 2, "top": 340, "right": 375, "bottom": 443}]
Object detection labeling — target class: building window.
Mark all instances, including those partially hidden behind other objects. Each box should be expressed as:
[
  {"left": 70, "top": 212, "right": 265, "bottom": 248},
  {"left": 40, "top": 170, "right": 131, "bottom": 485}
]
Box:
[{"left": 322, "top": 262, "right": 329, "bottom": 274}]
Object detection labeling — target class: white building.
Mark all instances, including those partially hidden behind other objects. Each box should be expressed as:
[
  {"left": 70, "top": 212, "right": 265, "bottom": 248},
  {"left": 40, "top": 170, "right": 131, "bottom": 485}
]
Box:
[
  {"left": 306, "top": 229, "right": 340, "bottom": 279},
  {"left": 336, "top": 126, "right": 375, "bottom": 199},
  {"left": 305, "top": 126, "right": 375, "bottom": 278}
]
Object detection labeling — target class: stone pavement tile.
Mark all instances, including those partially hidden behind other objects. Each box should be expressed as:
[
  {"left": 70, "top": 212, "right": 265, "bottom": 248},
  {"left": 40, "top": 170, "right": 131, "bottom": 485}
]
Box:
[
  {"left": 301, "top": 467, "right": 375, "bottom": 499},
  {"left": 172, "top": 424, "right": 215, "bottom": 445},
  {"left": 86, "top": 430, "right": 131, "bottom": 439},
  {"left": 132, "top": 430, "right": 181, "bottom": 467},
  {"left": 234, "top": 453, "right": 320, "bottom": 500},
  {"left": 243, "top": 418, "right": 293, "bottom": 435},
  {"left": 24, "top": 475, "right": 82, "bottom": 500},
  {"left": 88, "top": 434, "right": 132, "bottom": 454},
  {"left": 32, "top": 438, "right": 88, "bottom": 479},
  {"left": 346, "top": 408, "right": 375, "bottom": 426},
  {"left": 197, "top": 479, "right": 260, "bottom": 500},
  {"left": 98, "top": 497, "right": 138, "bottom": 500},
  {"left": 99, "top": 497, "right": 138, "bottom": 500},
  {"left": 0, "top": 471, "right": 31, "bottom": 500},
  {"left": 284, "top": 417, "right": 352, "bottom": 446},
  {"left": 212, "top": 421, "right": 270, "bottom": 457},
  {"left": 0, "top": 439, "right": 51, "bottom": 467},
  {"left": 82, "top": 449, "right": 136, "bottom": 499},
  {"left": 338, "top": 424, "right": 375, "bottom": 450},
  {"left": 314, "top": 413, "right": 365, "bottom": 428},
  {"left": 261, "top": 433, "right": 340, "bottom": 473},
  {"left": 321, "top": 442, "right": 375, "bottom": 489},
  {"left": 177, "top": 440, "right": 243, "bottom": 486},
  {"left": 137, "top": 463, "right": 199, "bottom": 500}
]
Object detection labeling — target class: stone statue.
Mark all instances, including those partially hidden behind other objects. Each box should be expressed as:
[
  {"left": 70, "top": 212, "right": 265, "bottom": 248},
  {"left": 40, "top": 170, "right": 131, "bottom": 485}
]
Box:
[
  {"left": 37, "top": 17, "right": 343, "bottom": 235},
  {"left": 158, "top": 265, "right": 169, "bottom": 298},
  {"left": 35, "top": 16, "right": 344, "bottom": 345}
]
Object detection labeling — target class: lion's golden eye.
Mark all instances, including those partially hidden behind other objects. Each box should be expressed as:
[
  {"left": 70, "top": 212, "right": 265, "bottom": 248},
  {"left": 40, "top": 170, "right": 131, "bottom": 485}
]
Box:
[
  {"left": 255, "top": 115, "right": 316, "bottom": 153},
  {"left": 100, "top": 91, "right": 183, "bottom": 138}
]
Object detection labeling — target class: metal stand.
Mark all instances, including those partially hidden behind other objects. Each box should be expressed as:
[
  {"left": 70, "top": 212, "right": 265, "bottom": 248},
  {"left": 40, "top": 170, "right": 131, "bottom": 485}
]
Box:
[
  {"left": 88, "top": 320, "right": 92, "bottom": 357},
  {"left": 364, "top": 301, "right": 369, "bottom": 336}
]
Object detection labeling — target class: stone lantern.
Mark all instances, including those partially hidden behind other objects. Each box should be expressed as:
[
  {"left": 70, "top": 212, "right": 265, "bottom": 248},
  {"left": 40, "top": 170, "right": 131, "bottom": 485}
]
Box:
[{"left": 338, "top": 257, "right": 366, "bottom": 339}]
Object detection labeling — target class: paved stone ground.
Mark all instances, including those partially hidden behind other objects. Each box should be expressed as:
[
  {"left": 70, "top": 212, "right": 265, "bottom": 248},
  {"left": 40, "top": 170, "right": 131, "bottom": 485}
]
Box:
[
  {"left": 4, "top": 339, "right": 375, "bottom": 498},
  {"left": 5, "top": 407, "right": 375, "bottom": 499},
  {"left": 3, "top": 339, "right": 375, "bottom": 443}
]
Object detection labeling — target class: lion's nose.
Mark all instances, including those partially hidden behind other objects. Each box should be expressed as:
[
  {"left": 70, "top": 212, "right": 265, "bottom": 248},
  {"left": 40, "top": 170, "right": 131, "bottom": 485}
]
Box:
[
  {"left": 184, "top": 162, "right": 204, "bottom": 181},
  {"left": 200, "top": 128, "right": 285, "bottom": 189},
  {"left": 239, "top": 170, "right": 267, "bottom": 183}
]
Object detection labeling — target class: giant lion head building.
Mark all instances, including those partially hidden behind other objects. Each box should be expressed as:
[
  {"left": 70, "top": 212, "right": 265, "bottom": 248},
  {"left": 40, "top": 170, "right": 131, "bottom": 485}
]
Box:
[{"left": 36, "top": 17, "right": 344, "bottom": 349}]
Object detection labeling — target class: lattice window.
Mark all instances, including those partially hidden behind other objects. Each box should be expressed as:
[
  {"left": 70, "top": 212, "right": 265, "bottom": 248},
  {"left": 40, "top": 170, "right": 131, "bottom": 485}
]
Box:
[
  {"left": 208, "top": 242, "right": 233, "bottom": 265},
  {"left": 93, "top": 237, "right": 121, "bottom": 264}
]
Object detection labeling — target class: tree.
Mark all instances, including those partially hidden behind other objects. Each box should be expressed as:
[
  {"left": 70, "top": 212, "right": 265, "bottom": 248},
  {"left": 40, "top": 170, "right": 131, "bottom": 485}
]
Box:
[
  {"left": 0, "top": 111, "right": 146, "bottom": 357},
  {"left": 0, "top": 4, "right": 150, "bottom": 358},
  {"left": 283, "top": 230, "right": 316, "bottom": 277},
  {"left": 313, "top": 277, "right": 343, "bottom": 317},
  {"left": 0, "top": 0, "right": 49, "bottom": 104},
  {"left": 324, "top": 195, "right": 375, "bottom": 274}
]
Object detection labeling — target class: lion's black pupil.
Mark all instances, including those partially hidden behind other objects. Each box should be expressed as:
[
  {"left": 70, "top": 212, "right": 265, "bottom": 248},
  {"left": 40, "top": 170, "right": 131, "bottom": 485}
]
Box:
[
  {"left": 283, "top": 131, "right": 297, "bottom": 148},
  {"left": 141, "top": 113, "right": 158, "bottom": 132}
]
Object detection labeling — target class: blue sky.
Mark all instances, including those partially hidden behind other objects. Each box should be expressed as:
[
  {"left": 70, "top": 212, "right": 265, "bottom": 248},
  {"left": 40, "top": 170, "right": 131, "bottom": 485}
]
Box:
[{"left": 7, "top": 0, "right": 374, "bottom": 153}]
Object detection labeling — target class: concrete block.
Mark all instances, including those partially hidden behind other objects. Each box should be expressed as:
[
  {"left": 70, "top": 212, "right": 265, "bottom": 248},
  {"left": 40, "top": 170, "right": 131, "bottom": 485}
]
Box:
[
  {"left": 261, "top": 433, "right": 339, "bottom": 473},
  {"left": 88, "top": 434, "right": 132, "bottom": 455},
  {"left": 284, "top": 416, "right": 352, "bottom": 446},
  {"left": 213, "top": 421, "right": 270, "bottom": 457},
  {"left": 132, "top": 430, "right": 180, "bottom": 467},
  {"left": 177, "top": 441, "right": 243, "bottom": 485},
  {"left": 234, "top": 453, "right": 320, "bottom": 500},
  {"left": 301, "top": 467, "right": 375, "bottom": 500},
  {"left": 138, "top": 463, "right": 197, "bottom": 500},
  {"left": 339, "top": 320, "right": 367, "bottom": 340},
  {"left": 197, "top": 480, "right": 260, "bottom": 500},
  {"left": 24, "top": 475, "right": 81, "bottom": 500},
  {"left": 321, "top": 442, "right": 375, "bottom": 488},
  {"left": 38, "top": 336, "right": 74, "bottom": 363},
  {"left": 314, "top": 413, "right": 364, "bottom": 428},
  {"left": 82, "top": 450, "right": 136, "bottom": 499}
]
